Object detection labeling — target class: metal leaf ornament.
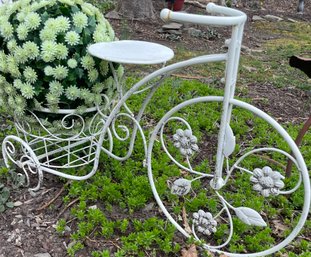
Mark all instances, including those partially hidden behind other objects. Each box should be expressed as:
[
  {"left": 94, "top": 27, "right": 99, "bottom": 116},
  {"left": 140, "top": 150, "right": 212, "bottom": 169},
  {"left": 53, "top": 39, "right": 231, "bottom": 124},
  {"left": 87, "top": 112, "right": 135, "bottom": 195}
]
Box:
[
  {"left": 234, "top": 207, "right": 267, "bottom": 227},
  {"left": 223, "top": 124, "right": 236, "bottom": 157},
  {"left": 171, "top": 178, "right": 192, "bottom": 196}
]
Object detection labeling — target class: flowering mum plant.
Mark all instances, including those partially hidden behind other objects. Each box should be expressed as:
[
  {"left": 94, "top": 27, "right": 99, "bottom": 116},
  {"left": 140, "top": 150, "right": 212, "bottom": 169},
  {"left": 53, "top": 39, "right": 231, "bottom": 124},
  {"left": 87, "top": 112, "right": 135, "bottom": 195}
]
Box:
[{"left": 0, "top": 0, "right": 122, "bottom": 122}]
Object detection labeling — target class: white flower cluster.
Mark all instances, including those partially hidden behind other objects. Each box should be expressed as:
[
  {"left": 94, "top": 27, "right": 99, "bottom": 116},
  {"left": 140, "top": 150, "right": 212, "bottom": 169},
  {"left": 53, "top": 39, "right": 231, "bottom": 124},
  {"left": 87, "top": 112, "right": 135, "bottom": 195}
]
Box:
[{"left": 0, "top": 0, "right": 120, "bottom": 117}]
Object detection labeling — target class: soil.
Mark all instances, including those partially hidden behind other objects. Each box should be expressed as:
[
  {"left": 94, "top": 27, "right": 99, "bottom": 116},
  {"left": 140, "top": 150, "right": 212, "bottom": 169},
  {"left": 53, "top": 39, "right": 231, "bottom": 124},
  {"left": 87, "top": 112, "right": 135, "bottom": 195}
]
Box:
[{"left": 0, "top": 1, "right": 310, "bottom": 256}]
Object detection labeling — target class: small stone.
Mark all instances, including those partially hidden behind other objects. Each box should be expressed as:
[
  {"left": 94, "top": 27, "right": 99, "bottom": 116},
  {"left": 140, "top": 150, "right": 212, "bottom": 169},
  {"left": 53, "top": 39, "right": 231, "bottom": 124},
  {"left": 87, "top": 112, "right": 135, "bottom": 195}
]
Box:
[
  {"left": 162, "top": 22, "right": 183, "bottom": 30},
  {"left": 251, "top": 49, "right": 264, "bottom": 53},
  {"left": 142, "top": 202, "right": 154, "bottom": 212},
  {"left": 287, "top": 18, "right": 298, "bottom": 23},
  {"left": 33, "top": 254, "right": 51, "bottom": 257},
  {"left": 105, "top": 10, "right": 120, "bottom": 19},
  {"left": 25, "top": 219, "right": 31, "bottom": 227},
  {"left": 13, "top": 201, "right": 23, "bottom": 207},
  {"left": 241, "top": 45, "right": 251, "bottom": 53},
  {"left": 243, "top": 65, "right": 257, "bottom": 72},
  {"left": 187, "top": 27, "right": 202, "bottom": 37},
  {"left": 252, "top": 15, "right": 265, "bottom": 21},
  {"left": 264, "top": 14, "right": 283, "bottom": 22},
  {"left": 166, "top": 29, "right": 182, "bottom": 35},
  {"left": 10, "top": 219, "right": 17, "bottom": 226}
]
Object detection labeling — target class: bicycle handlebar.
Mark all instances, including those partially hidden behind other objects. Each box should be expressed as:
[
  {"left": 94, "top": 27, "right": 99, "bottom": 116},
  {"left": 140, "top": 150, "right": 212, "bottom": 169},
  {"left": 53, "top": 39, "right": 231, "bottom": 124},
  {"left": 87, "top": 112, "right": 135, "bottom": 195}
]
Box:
[{"left": 160, "top": 3, "right": 246, "bottom": 26}]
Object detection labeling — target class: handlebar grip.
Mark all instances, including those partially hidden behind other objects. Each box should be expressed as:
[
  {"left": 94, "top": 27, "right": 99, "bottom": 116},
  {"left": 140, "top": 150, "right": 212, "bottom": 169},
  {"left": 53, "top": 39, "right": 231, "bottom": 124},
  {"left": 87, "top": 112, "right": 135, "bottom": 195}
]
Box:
[
  {"left": 206, "top": 3, "right": 246, "bottom": 17},
  {"left": 160, "top": 3, "right": 246, "bottom": 26}
]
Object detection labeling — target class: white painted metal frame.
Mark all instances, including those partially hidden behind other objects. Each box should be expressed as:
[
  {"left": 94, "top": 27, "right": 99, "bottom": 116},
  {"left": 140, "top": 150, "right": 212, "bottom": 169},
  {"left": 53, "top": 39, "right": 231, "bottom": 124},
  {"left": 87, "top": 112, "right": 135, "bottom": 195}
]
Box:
[{"left": 1, "top": 3, "right": 310, "bottom": 256}]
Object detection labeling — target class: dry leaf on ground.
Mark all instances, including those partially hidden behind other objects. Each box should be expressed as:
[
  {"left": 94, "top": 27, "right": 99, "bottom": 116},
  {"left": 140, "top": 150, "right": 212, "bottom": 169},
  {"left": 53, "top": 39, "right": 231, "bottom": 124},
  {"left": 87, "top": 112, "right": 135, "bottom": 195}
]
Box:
[{"left": 181, "top": 244, "right": 198, "bottom": 257}]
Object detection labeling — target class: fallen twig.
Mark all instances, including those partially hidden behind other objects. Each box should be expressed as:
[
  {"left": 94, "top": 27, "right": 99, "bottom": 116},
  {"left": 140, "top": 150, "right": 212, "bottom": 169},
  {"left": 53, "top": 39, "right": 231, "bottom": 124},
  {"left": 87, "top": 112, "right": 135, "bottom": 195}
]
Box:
[
  {"left": 253, "top": 154, "right": 286, "bottom": 170},
  {"left": 36, "top": 181, "right": 70, "bottom": 211},
  {"left": 57, "top": 197, "right": 79, "bottom": 219},
  {"left": 182, "top": 206, "right": 192, "bottom": 234}
]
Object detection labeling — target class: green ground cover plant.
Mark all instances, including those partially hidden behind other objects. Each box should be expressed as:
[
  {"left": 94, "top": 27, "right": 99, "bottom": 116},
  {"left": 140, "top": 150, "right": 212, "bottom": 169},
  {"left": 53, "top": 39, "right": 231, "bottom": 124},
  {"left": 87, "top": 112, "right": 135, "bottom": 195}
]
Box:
[{"left": 0, "top": 8, "right": 310, "bottom": 257}]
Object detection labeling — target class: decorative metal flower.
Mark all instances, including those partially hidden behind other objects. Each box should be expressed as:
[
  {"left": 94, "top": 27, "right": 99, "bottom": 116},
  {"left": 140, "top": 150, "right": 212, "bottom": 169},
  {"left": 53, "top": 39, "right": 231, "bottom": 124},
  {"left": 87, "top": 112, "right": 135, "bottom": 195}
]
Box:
[
  {"left": 250, "top": 166, "right": 285, "bottom": 197},
  {"left": 173, "top": 129, "right": 199, "bottom": 156},
  {"left": 193, "top": 210, "right": 217, "bottom": 236}
]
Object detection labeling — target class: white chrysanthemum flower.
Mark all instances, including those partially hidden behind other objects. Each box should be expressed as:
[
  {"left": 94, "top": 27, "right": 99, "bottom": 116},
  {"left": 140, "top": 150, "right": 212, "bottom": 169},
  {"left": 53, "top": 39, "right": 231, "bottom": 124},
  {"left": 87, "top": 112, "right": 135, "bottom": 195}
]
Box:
[
  {"left": 0, "top": 51, "right": 7, "bottom": 72},
  {"left": 13, "top": 47, "right": 28, "bottom": 64},
  {"left": 81, "top": 54, "right": 95, "bottom": 70},
  {"left": 65, "top": 85, "right": 80, "bottom": 100},
  {"left": 13, "top": 79, "right": 23, "bottom": 89},
  {"left": 88, "top": 69, "right": 98, "bottom": 82},
  {"left": 25, "top": 12, "right": 41, "bottom": 30},
  {"left": 80, "top": 88, "right": 91, "bottom": 100},
  {"left": 15, "top": 95, "right": 26, "bottom": 105},
  {"left": 20, "top": 82, "right": 35, "bottom": 99},
  {"left": 81, "top": 3, "right": 94, "bottom": 16},
  {"left": 99, "top": 61, "right": 109, "bottom": 76},
  {"left": 30, "top": 0, "right": 51, "bottom": 12},
  {"left": 65, "top": 31, "right": 80, "bottom": 46},
  {"left": 23, "top": 41, "right": 40, "bottom": 60},
  {"left": 0, "top": 75, "right": 6, "bottom": 85},
  {"left": 41, "top": 41, "right": 57, "bottom": 62},
  {"left": 39, "top": 28, "right": 57, "bottom": 41},
  {"left": 95, "top": 9, "right": 105, "bottom": 23},
  {"left": 117, "top": 65, "right": 124, "bottom": 78},
  {"left": 107, "top": 24, "right": 115, "bottom": 40},
  {"left": 49, "top": 80, "right": 63, "bottom": 97},
  {"left": 92, "top": 24, "right": 109, "bottom": 43},
  {"left": 55, "top": 43, "right": 68, "bottom": 60},
  {"left": 0, "top": 96, "right": 5, "bottom": 108},
  {"left": 67, "top": 58, "right": 78, "bottom": 69},
  {"left": 16, "top": 12, "right": 26, "bottom": 22},
  {"left": 92, "top": 82, "right": 105, "bottom": 93},
  {"left": 15, "top": 105, "right": 26, "bottom": 116},
  {"left": 7, "top": 39, "right": 18, "bottom": 52},
  {"left": 4, "top": 83, "right": 15, "bottom": 95},
  {"left": 44, "top": 66, "right": 54, "bottom": 76},
  {"left": 52, "top": 65, "right": 69, "bottom": 80},
  {"left": 45, "top": 18, "right": 58, "bottom": 31},
  {"left": 72, "top": 11, "right": 88, "bottom": 29},
  {"left": 0, "top": 21, "right": 14, "bottom": 39},
  {"left": 58, "top": 0, "right": 75, "bottom": 6},
  {"left": 105, "top": 76, "right": 114, "bottom": 88},
  {"left": 23, "top": 66, "right": 38, "bottom": 84},
  {"left": 46, "top": 92, "right": 60, "bottom": 105},
  {"left": 84, "top": 92, "right": 95, "bottom": 105},
  {"left": 93, "top": 30, "right": 110, "bottom": 43},
  {"left": 17, "top": 23, "right": 29, "bottom": 40},
  {"left": 7, "top": 55, "right": 21, "bottom": 78},
  {"left": 55, "top": 16, "right": 70, "bottom": 33},
  {"left": 94, "top": 94, "right": 102, "bottom": 105},
  {"left": 8, "top": 96, "right": 16, "bottom": 108},
  {"left": 76, "top": 105, "right": 87, "bottom": 115}
]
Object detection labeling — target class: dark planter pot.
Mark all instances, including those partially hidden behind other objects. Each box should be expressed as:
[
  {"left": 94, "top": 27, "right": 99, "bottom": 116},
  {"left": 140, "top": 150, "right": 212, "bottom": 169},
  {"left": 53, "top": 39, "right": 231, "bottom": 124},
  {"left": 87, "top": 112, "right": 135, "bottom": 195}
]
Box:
[{"left": 167, "top": 0, "right": 185, "bottom": 11}]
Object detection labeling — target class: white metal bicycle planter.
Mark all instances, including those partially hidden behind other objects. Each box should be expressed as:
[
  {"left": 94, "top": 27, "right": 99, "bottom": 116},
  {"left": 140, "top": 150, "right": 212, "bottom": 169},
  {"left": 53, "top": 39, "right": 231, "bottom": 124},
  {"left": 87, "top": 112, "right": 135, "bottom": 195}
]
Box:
[{"left": 1, "top": 3, "right": 310, "bottom": 256}]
